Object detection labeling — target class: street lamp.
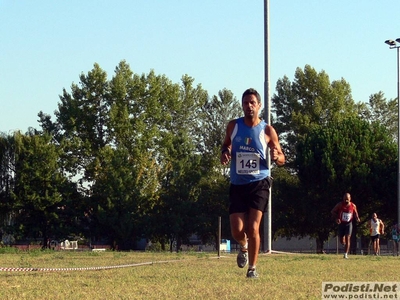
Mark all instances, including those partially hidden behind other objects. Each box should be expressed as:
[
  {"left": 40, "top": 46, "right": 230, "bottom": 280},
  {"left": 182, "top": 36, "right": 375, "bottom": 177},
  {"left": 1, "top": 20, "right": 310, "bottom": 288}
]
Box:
[{"left": 385, "top": 38, "right": 400, "bottom": 227}]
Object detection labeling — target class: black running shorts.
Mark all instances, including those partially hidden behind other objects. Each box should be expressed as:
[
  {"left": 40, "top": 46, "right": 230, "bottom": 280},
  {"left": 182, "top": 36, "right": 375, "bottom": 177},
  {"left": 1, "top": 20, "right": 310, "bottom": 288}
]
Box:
[
  {"left": 338, "top": 222, "right": 353, "bottom": 238},
  {"left": 229, "top": 177, "right": 272, "bottom": 214},
  {"left": 370, "top": 234, "right": 380, "bottom": 241}
]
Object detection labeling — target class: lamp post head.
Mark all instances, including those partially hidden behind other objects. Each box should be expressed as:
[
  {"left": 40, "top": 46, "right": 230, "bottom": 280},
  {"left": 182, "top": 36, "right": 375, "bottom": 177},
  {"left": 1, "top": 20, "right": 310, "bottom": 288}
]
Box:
[
  {"left": 396, "top": 38, "right": 400, "bottom": 44},
  {"left": 385, "top": 39, "right": 396, "bottom": 46}
]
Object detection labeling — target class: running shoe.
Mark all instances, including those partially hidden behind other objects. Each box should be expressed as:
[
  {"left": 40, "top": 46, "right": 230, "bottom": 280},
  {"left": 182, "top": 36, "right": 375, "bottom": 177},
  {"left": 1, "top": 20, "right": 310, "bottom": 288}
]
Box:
[
  {"left": 246, "top": 268, "right": 259, "bottom": 278},
  {"left": 236, "top": 250, "right": 248, "bottom": 268},
  {"left": 343, "top": 253, "right": 348, "bottom": 259}
]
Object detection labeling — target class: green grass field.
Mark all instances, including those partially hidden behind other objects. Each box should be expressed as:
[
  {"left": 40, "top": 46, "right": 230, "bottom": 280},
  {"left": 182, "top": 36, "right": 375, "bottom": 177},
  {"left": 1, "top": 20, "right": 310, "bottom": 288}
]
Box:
[{"left": 0, "top": 249, "right": 398, "bottom": 299}]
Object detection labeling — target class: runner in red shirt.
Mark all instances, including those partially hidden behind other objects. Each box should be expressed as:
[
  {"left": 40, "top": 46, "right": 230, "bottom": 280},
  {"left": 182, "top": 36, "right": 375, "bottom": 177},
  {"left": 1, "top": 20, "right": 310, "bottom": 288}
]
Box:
[{"left": 331, "top": 193, "right": 361, "bottom": 258}]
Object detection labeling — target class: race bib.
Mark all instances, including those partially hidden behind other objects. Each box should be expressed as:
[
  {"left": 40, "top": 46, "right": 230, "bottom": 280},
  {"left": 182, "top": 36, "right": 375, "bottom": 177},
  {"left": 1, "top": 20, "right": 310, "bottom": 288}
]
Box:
[
  {"left": 341, "top": 212, "right": 352, "bottom": 222},
  {"left": 236, "top": 152, "right": 260, "bottom": 175}
]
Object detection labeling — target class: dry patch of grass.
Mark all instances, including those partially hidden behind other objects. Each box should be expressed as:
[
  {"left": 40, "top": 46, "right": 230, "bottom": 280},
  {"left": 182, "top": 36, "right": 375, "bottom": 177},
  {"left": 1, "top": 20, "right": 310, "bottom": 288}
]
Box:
[{"left": 0, "top": 250, "right": 398, "bottom": 299}]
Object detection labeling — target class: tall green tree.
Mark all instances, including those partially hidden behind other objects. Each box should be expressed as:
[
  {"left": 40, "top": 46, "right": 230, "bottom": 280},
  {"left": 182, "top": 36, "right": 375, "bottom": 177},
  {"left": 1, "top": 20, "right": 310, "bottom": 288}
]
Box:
[
  {"left": 272, "top": 65, "right": 358, "bottom": 166},
  {"left": 91, "top": 146, "right": 159, "bottom": 249},
  {"left": 150, "top": 75, "right": 208, "bottom": 251},
  {"left": 194, "top": 89, "right": 242, "bottom": 246},
  {"left": 294, "top": 117, "right": 396, "bottom": 251},
  {"left": 271, "top": 65, "right": 398, "bottom": 249},
  {"left": 199, "top": 89, "right": 242, "bottom": 156},
  {"left": 12, "top": 131, "right": 66, "bottom": 246},
  {"left": 39, "top": 61, "right": 219, "bottom": 250},
  {"left": 271, "top": 65, "right": 358, "bottom": 242},
  {"left": 39, "top": 63, "right": 111, "bottom": 191},
  {"left": 0, "top": 133, "right": 15, "bottom": 214},
  {"left": 358, "top": 91, "right": 398, "bottom": 140}
]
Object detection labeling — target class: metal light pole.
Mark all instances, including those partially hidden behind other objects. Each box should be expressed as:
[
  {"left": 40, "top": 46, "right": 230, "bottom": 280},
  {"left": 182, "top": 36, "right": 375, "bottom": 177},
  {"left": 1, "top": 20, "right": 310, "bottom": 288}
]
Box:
[
  {"left": 385, "top": 38, "right": 400, "bottom": 227},
  {"left": 263, "top": 0, "right": 272, "bottom": 253}
]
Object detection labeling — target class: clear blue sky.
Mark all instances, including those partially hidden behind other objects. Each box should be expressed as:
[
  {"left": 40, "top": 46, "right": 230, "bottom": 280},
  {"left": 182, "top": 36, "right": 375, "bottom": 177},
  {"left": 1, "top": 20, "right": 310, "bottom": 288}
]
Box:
[{"left": 1, "top": 1, "right": 399, "bottom": 133}]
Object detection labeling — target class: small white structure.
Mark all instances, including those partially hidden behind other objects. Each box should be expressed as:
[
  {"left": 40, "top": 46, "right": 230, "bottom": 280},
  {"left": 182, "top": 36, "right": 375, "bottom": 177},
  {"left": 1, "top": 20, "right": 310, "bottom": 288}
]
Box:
[
  {"left": 220, "top": 239, "right": 231, "bottom": 253},
  {"left": 92, "top": 248, "right": 106, "bottom": 252},
  {"left": 60, "top": 240, "right": 78, "bottom": 250}
]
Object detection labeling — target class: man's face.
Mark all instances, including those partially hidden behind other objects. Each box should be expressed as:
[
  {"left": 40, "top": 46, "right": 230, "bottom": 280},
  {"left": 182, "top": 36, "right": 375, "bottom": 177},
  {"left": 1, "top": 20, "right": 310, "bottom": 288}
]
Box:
[
  {"left": 343, "top": 194, "right": 351, "bottom": 204},
  {"left": 372, "top": 213, "right": 377, "bottom": 220},
  {"left": 242, "top": 94, "right": 261, "bottom": 118}
]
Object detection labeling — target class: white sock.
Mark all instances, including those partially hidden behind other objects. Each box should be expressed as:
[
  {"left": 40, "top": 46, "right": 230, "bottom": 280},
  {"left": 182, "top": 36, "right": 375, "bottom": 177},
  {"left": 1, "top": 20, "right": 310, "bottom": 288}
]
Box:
[{"left": 240, "top": 242, "right": 248, "bottom": 251}]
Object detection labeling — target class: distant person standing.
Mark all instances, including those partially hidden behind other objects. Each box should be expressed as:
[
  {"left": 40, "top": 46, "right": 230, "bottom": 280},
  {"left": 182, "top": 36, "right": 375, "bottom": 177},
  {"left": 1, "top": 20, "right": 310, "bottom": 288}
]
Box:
[
  {"left": 369, "top": 213, "right": 384, "bottom": 256},
  {"left": 391, "top": 224, "right": 400, "bottom": 256},
  {"left": 331, "top": 193, "right": 361, "bottom": 259}
]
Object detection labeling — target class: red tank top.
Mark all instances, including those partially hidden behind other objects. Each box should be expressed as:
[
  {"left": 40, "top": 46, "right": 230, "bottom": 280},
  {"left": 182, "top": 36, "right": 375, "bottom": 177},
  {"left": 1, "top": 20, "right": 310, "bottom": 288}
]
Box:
[{"left": 339, "top": 203, "right": 355, "bottom": 224}]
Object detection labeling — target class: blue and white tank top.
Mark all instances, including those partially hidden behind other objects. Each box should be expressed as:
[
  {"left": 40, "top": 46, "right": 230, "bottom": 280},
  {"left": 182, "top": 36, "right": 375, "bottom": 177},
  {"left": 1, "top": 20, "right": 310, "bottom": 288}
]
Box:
[{"left": 230, "top": 117, "right": 270, "bottom": 185}]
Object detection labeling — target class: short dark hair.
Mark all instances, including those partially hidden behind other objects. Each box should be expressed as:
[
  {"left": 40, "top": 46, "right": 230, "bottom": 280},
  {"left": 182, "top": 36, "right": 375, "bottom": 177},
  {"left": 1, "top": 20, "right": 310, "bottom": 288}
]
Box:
[{"left": 242, "top": 88, "right": 261, "bottom": 104}]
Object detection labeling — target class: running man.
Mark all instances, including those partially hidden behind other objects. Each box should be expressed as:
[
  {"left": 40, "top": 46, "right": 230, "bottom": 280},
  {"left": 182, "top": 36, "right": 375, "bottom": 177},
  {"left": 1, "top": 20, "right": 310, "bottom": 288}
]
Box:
[
  {"left": 221, "top": 88, "right": 285, "bottom": 278},
  {"left": 331, "top": 193, "right": 361, "bottom": 259}
]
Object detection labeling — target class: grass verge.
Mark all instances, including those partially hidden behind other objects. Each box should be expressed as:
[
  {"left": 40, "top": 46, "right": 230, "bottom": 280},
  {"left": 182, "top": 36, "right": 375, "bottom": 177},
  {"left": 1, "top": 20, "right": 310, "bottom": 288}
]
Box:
[{"left": 0, "top": 250, "right": 398, "bottom": 299}]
